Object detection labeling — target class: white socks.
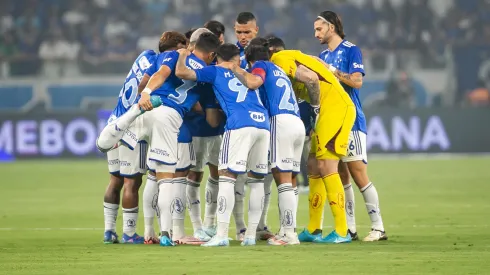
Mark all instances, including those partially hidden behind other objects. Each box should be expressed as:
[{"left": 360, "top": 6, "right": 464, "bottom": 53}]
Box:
[
  {"left": 97, "top": 105, "right": 140, "bottom": 150},
  {"left": 122, "top": 207, "right": 138, "bottom": 236},
  {"left": 233, "top": 175, "right": 246, "bottom": 232},
  {"left": 143, "top": 174, "right": 158, "bottom": 237},
  {"left": 216, "top": 176, "right": 236, "bottom": 238},
  {"left": 278, "top": 183, "right": 295, "bottom": 235},
  {"left": 246, "top": 178, "right": 265, "bottom": 238},
  {"left": 203, "top": 176, "right": 219, "bottom": 228},
  {"left": 157, "top": 178, "right": 173, "bottom": 236},
  {"left": 293, "top": 186, "right": 299, "bottom": 229},
  {"left": 258, "top": 175, "right": 272, "bottom": 230},
  {"left": 171, "top": 177, "right": 187, "bottom": 240},
  {"left": 361, "top": 182, "right": 384, "bottom": 232},
  {"left": 186, "top": 179, "right": 202, "bottom": 233},
  {"left": 344, "top": 183, "right": 357, "bottom": 233},
  {"left": 103, "top": 202, "right": 118, "bottom": 232}
]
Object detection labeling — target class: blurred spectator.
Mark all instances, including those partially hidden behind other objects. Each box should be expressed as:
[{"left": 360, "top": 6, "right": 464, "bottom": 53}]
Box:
[
  {"left": 384, "top": 71, "right": 416, "bottom": 108},
  {"left": 466, "top": 82, "right": 490, "bottom": 107}
]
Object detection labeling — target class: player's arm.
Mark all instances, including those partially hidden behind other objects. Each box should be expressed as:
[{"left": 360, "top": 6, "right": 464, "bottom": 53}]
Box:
[
  {"left": 138, "top": 73, "right": 151, "bottom": 94},
  {"left": 327, "top": 47, "right": 364, "bottom": 89},
  {"left": 331, "top": 70, "right": 363, "bottom": 89},
  {"left": 175, "top": 49, "right": 197, "bottom": 81},
  {"left": 224, "top": 62, "right": 264, "bottom": 90},
  {"left": 205, "top": 108, "right": 222, "bottom": 128},
  {"left": 294, "top": 65, "right": 320, "bottom": 108},
  {"left": 139, "top": 55, "right": 175, "bottom": 111}
]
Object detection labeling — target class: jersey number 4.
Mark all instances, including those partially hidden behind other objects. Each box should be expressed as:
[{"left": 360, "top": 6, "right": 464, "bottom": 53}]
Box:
[{"left": 228, "top": 78, "right": 263, "bottom": 105}]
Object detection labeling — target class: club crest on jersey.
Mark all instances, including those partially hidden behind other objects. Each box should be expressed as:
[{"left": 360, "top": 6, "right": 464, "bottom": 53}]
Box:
[{"left": 249, "top": 111, "right": 265, "bottom": 122}]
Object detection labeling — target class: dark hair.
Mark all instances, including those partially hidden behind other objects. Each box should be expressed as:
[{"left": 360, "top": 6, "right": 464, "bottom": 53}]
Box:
[
  {"left": 267, "top": 36, "right": 286, "bottom": 50},
  {"left": 204, "top": 20, "right": 225, "bottom": 37},
  {"left": 159, "top": 31, "right": 188, "bottom": 52},
  {"left": 185, "top": 28, "right": 197, "bottom": 40},
  {"left": 216, "top": 43, "right": 240, "bottom": 61},
  {"left": 317, "top": 11, "right": 345, "bottom": 39},
  {"left": 236, "top": 12, "right": 256, "bottom": 24},
  {"left": 245, "top": 44, "right": 269, "bottom": 63},
  {"left": 195, "top": 32, "right": 221, "bottom": 53},
  {"left": 248, "top": 37, "right": 268, "bottom": 47}
]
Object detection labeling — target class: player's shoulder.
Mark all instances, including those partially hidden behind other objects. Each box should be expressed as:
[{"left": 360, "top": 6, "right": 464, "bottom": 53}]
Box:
[{"left": 340, "top": 40, "right": 361, "bottom": 53}]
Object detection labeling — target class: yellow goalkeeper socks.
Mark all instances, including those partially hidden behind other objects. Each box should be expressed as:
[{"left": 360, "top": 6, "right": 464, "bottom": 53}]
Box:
[
  {"left": 323, "top": 173, "right": 348, "bottom": 237},
  {"left": 307, "top": 176, "right": 326, "bottom": 234}
]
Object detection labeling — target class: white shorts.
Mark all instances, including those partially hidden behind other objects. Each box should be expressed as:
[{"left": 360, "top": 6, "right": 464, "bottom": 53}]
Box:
[
  {"left": 219, "top": 127, "right": 270, "bottom": 176},
  {"left": 270, "top": 114, "right": 305, "bottom": 173},
  {"left": 125, "top": 105, "right": 183, "bottom": 173},
  {"left": 147, "top": 142, "right": 195, "bottom": 173},
  {"left": 190, "top": 136, "right": 222, "bottom": 172},
  {"left": 106, "top": 142, "right": 148, "bottom": 176},
  {"left": 341, "top": 130, "right": 368, "bottom": 163}
]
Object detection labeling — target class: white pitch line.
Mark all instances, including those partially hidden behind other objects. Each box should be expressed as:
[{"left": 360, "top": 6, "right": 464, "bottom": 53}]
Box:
[{"left": 0, "top": 225, "right": 487, "bottom": 231}]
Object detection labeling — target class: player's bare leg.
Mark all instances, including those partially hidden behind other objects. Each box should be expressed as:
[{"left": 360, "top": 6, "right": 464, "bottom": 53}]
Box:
[
  {"left": 103, "top": 174, "right": 123, "bottom": 244},
  {"left": 347, "top": 160, "right": 387, "bottom": 241},
  {"left": 268, "top": 169, "right": 299, "bottom": 246},
  {"left": 120, "top": 175, "right": 144, "bottom": 244},
  {"left": 142, "top": 171, "right": 159, "bottom": 244},
  {"left": 202, "top": 169, "right": 237, "bottom": 247},
  {"left": 339, "top": 161, "right": 359, "bottom": 240},
  {"left": 202, "top": 163, "right": 220, "bottom": 237}
]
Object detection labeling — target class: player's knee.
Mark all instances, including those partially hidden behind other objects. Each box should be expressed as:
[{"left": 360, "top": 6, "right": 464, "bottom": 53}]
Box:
[
  {"left": 307, "top": 155, "right": 319, "bottom": 176},
  {"left": 316, "top": 159, "right": 338, "bottom": 176},
  {"left": 108, "top": 174, "right": 124, "bottom": 191},
  {"left": 123, "top": 176, "right": 142, "bottom": 193},
  {"left": 247, "top": 171, "right": 264, "bottom": 180},
  {"left": 175, "top": 170, "right": 189, "bottom": 178},
  {"left": 347, "top": 161, "right": 370, "bottom": 187},
  {"left": 208, "top": 164, "right": 219, "bottom": 179},
  {"left": 338, "top": 162, "right": 351, "bottom": 185},
  {"left": 219, "top": 169, "right": 237, "bottom": 179},
  {"left": 187, "top": 170, "right": 203, "bottom": 182}
]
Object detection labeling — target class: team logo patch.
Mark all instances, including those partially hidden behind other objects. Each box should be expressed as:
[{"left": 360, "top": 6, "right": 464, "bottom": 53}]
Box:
[
  {"left": 338, "top": 193, "right": 345, "bottom": 210},
  {"left": 152, "top": 194, "right": 159, "bottom": 216},
  {"left": 171, "top": 198, "right": 184, "bottom": 214},
  {"left": 217, "top": 196, "right": 227, "bottom": 214},
  {"left": 310, "top": 193, "right": 322, "bottom": 209},
  {"left": 346, "top": 201, "right": 354, "bottom": 217},
  {"left": 282, "top": 209, "right": 293, "bottom": 227},
  {"left": 126, "top": 219, "right": 136, "bottom": 227},
  {"left": 205, "top": 190, "right": 212, "bottom": 205}
]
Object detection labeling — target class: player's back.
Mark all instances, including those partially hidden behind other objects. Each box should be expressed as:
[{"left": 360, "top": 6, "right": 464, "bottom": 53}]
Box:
[
  {"left": 271, "top": 50, "right": 353, "bottom": 107},
  {"left": 111, "top": 50, "right": 157, "bottom": 120},
  {"left": 252, "top": 60, "right": 300, "bottom": 118},
  {"left": 208, "top": 66, "right": 269, "bottom": 131},
  {"left": 149, "top": 51, "right": 205, "bottom": 117}
]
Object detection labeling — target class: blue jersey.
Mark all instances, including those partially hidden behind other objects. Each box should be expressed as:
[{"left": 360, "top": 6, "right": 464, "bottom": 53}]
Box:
[
  {"left": 298, "top": 99, "right": 312, "bottom": 135},
  {"left": 147, "top": 51, "right": 206, "bottom": 118},
  {"left": 110, "top": 50, "right": 157, "bottom": 120},
  {"left": 236, "top": 42, "right": 248, "bottom": 69},
  {"left": 251, "top": 61, "right": 300, "bottom": 118},
  {"left": 178, "top": 122, "right": 192, "bottom": 143},
  {"left": 184, "top": 90, "right": 224, "bottom": 137},
  {"left": 195, "top": 66, "right": 269, "bottom": 131},
  {"left": 319, "top": 40, "right": 366, "bottom": 133}
]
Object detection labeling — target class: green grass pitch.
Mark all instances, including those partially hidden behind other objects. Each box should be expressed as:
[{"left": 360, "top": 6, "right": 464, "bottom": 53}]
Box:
[{"left": 0, "top": 157, "right": 489, "bottom": 275}]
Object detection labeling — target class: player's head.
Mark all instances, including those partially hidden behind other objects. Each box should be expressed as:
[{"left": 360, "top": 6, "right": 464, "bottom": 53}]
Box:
[
  {"left": 189, "top": 28, "right": 212, "bottom": 51},
  {"left": 266, "top": 36, "right": 286, "bottom": 54},
  {"left": 234, "top": 12, "right": 258, "bottom": 48},
  {"left": 194, "top": 32, "right": 221, "bottom": 65},
  {"left": 245, "top": 37, "right": 269, "bottom": 64},
  {"left": 314, "top": 11, "right": 345, "bottom": 44},
  {"left": 159, "top": 31, "right": 188, "bottom": 52},
  {"left": 185, "top": 28, "right": 197, "bottom": 40},
  {"left": 216, "top": 43, "right": 240, "bottom": 66},
  {"left": 204, "top": 20, "right": 226, "bottom": 44}
]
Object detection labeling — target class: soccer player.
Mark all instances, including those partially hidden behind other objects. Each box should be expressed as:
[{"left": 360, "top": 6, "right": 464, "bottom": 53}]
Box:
[
  {"left": 175, "top": 43, "right": 270, "bottom": 247},
  {"left": 235, "top": 12, "right": 259, "bottom": 69},
  {"left": 222, "top": 42, "right": 305, "bottom": 245},
  {"left": 268, "top": 36, "right": 355, "bottom": 243},
  {"left": 100, "top": 33, "right": 181, "bottom": 244},
  {"left": 204, "top": 20, "right": 226, "bottom": 44},
  {"left": 315, "top": 11, "right": 387, "bottom": 241},
  {"left": 128, "top": 32, "right": 220, "bottom": 247}
]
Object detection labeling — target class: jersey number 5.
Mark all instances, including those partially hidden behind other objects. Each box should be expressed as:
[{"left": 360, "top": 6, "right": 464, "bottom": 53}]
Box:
[{"left": 170, "top": 80, "right": 196, "bottom": 104}]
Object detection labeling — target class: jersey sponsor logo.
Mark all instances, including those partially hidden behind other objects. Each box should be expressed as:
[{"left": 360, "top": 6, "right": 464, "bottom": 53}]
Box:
[
  {"left": 150, "top": 148, "right": 170, "bottom": 157},
  {"left": 138, "top": 56, "right": 151, "bottom": 70},
  {"left": 124, "top": 130, "right": 138, "bottom": 143},
  {"left": 255, "top": 163, "right": 267, "bottom": 170},
  {"left": 107, "top": 159, "right": 119, "bottom": 165},
  {"left": 352, "top": 62, "right": 364, "bottom": 69},
  {"left": 281, "top": 158, "right": 293, "bottom": 164},
  {"left": 235, "top": 160, "right": 246, "bottom": 166},
  {"left": 188, "top": 58, "right": 204, "bottom": 69},
  {"left": 119, "top": 160, "right": 131, "bottom": 167},
  {"left": 249, "top": 111, "right": 266, "bottom": 122}
]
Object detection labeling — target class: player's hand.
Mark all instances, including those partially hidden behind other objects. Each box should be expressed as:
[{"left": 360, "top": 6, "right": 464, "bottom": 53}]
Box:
[
  {"left": 138, "top": 92, "right": 153, "bottom": 111},
  {"left": 177, "top": 48, "right": 191, "bottom": 56}
]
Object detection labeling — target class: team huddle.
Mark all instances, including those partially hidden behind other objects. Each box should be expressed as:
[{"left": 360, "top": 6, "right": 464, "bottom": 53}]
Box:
[{"left": 96, "top": 10, "right": 387, "bottom": 246}]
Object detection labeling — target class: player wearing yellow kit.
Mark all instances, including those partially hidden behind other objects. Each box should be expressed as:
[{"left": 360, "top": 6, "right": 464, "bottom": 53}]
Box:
[{"left": 268, "top": 36, "right": 354, "bottom": 243}]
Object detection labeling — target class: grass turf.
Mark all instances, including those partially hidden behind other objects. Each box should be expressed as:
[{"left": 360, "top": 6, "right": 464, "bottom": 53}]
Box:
[{"left": 0, "top": 157, "right": 489, "bottom": 274}]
